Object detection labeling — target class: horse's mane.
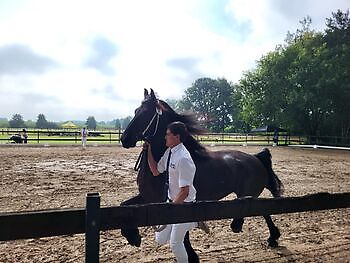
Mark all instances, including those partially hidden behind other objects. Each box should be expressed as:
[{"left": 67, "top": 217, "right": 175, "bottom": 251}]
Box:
[{"left": 159, "top": 100, "right": 210, "bottom": 160}]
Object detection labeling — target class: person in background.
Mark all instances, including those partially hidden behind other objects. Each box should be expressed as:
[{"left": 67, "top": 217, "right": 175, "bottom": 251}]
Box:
[
  {"left": 81, "top": 127, "right": 88, "bottom": 148},
  {"left": 273, "top": 129, "right": 279, "bottom": 146},
  {"left": 22, "top": 129, "right": 28, "bottom": 144}
]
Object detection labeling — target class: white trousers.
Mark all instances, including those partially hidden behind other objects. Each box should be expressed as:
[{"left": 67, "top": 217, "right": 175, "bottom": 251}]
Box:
[
  {"left": 82, "top": 137, "right": 87, "bottom": 147},
  {"left": 155, "top": 222, "right": 196, "bottom": 263}
]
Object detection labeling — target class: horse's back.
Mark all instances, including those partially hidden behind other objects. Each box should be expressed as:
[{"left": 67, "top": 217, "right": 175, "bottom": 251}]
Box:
[{"left": 194, "top": 149, "right": 269, "bottom": 201}]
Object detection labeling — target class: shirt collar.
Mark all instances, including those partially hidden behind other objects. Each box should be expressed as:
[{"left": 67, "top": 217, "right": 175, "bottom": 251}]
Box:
[{"left": 170, "top": 142, "right": 183, "bottom": 154}]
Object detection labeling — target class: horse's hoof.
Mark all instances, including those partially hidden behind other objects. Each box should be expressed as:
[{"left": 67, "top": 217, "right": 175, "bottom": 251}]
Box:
[
  {"left": 230, "top": 219, "right": 243, "bottom": 233},
  {"left": 134, "top": 235, "right": 141, "bottom": 247},
  {"left": 121, "top": 229, "right": 142, "bottom": 247},
  {"left": 127, "top": 235, "right": 141, "bottom": 247},
  {"left": 268, "top": 238, "right": 279, "bottom": 248},
  {"left": 231, "top": 226, "right": 242, "bottom": 233},
  {"left": 128, "top": 233, "right": 141, "bottom": 247}
]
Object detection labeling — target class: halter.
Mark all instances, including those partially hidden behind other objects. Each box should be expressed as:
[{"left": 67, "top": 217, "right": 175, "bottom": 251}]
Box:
[
  {"left": 134, "top": 106, "right": 163, "bottom": 172},
  {"left": 141, "top": 106, "right": 162, "bottom": 140}
]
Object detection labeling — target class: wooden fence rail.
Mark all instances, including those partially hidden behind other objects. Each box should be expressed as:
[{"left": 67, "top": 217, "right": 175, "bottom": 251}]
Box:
[
  {"left": 1, "top": 192, "right": 350, "bottom": 262},
  {"left": 1, "top": 192, "right": 350, "bottom": 242},
  {"left": 2, "top": 128, "right": 350, "bottom": 146}
]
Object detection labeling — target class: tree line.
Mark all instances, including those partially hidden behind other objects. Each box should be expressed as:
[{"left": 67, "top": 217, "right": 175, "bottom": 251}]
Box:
[
  {"left": 0, "top": 114, "right": 132, "bottom": 131},
  {"left": 169, "top": 10, "right": 349, "bottom": 137}
]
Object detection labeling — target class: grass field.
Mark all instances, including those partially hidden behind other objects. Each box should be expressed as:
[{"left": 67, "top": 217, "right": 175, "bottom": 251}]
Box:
[{"left": 0, "top": 130, "right": 121, "bottom": 145}]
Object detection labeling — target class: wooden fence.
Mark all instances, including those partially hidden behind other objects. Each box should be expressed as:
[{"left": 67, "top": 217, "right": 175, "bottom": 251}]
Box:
[
  {"left": 1, "top": 128, "right": 349, "bottom": 146},
  {"left": 0, "top": 129, "right": 296, "bottom": 145},
  {"left": 1, "top": 192, "right": 349, "bottom": 262},
  {"left": 0, "top": 129, "right": 122, "bottom": 144}
]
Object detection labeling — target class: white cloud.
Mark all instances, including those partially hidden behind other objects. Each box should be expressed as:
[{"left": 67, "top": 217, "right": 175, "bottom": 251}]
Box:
[{"left": 0, "top": 0, "right": 348, "bottom": 121}]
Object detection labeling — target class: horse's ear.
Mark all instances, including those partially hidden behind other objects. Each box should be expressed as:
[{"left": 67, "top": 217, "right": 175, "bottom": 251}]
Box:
[
  {"left": 144, "top": 89, "right": 149, "bottom": 99},
  {"left": 150, "top": 89, "right": 156, "bottom": 101}
]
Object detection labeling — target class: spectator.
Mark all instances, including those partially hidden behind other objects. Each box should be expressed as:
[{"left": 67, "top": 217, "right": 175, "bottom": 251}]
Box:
[
  {"left": 81, "top": 127, "right": 88, "bottom": 148},
  {"left": 22, "top": 129, "right": 28, "bottom": 144},
  {"left": 273, "top": 129, "right": 279, "bottom": 146}
]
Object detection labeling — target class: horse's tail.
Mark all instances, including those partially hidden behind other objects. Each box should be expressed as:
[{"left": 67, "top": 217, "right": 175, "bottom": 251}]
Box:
[{"left": 255, "top": 148, "right": 284, "bottom": 197}]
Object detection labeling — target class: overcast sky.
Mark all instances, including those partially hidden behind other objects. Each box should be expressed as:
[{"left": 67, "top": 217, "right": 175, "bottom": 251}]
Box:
[{"left": 0, "top": 0, "right": 348, "bottom": 122}]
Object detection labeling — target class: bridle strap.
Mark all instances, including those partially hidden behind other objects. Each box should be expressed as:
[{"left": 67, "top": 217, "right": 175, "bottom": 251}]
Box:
[
  {"left": 141, "top": 107, "right": 162, "bottom": 139},
  {"left": 135, "top": 106, "right": 162, "bottom": 171}
]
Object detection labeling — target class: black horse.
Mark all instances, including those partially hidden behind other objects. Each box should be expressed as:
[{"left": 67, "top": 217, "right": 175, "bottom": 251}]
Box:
[{"left": 120, "top": 89, "right": 284, "bottom": 261}]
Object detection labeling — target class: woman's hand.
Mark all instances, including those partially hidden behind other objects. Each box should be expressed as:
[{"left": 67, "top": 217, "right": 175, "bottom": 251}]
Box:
[{"left": 143, "top": 141, "right": 150, "bottom": 150}]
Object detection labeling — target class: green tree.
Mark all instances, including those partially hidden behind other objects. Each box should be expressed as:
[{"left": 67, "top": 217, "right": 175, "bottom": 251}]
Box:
[
  {"left": 86, "top": 116, "right": 97, "bottom": 130},
  {"left": 122, "top": 116, "right": 132, "bottom": 130},
  {"left": 0, "top": 118, "right": 9, "bottom": 128},
  {"left": 36, "top": 114, "right": 48, "bottom": 129},
  {"left": 47, "top": 122, "right": 59, "bottom": 129},
  {"left": 239, "top": 10, "right": 350, "bottom": 136},
  {"left": 181, "top": 78, "right": 238, "bottom": 132},
  {"left": 164, "top": 98, "right": 192, "bottom": 113},
  {"left": 115, "top": 119, "right": 121, "bottom": 129},
  {"left": 323, "top": 9, "right": 350, "bottom": 137},
  {"left": 9, "top": 114, "right": 25, "bottom": 128},
  {"left": 25, "top": 120, "right": 36, "bottom": 129}
]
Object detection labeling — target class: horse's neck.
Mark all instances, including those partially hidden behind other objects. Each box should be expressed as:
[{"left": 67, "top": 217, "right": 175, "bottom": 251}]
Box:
[
  {"left": 137, "top": 149, "right": 167, "bottom": 202},
  {"left": 151, "top": 140, "right": 167, "bottom": 161},
  {"left": 149, "top": 115, "right": 170, "bottom": 161}
]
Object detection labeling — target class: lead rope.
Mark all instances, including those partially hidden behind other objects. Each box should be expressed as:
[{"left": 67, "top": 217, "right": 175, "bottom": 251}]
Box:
[
  {"left": 153, "top": 150, "right": 171, "bottom": 232},
  {"left": 135, "top": 106, "right": 165, "bottom": 231},
  {"left": 134, "top": 149, "right": 146, "bottom": 171}
]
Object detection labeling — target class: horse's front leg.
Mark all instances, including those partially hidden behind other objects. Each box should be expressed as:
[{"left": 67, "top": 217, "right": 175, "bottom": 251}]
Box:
[
  {"left": 264, "top": 215, "right": 281, "bottom": 247},
  {"left": 120, "top": 194, "right": 144, "bottom": 247}
]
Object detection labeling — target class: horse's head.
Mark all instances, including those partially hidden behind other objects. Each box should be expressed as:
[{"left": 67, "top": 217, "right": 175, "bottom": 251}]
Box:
[{"left": 121, "top": 89, "right": 167, "bottom": 148}]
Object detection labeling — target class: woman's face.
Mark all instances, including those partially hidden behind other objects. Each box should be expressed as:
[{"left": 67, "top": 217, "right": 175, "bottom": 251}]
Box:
[{"left": 165, "top": 129, "right": 180, "bottom": 148}]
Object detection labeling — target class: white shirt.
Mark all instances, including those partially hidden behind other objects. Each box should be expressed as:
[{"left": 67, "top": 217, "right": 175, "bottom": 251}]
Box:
[{"left": 157, "top": 143, "right": 196, "bottom": 202}]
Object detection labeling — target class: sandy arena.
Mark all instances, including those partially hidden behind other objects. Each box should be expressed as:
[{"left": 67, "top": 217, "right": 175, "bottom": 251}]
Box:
[{"left": 0, "top": 145, "right": 349, "bottom": 262}]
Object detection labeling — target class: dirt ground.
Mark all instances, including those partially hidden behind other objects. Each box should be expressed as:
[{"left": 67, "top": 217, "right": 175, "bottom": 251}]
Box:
[{"left": 0, "top": 145, "right": 349, "bottom": 262}]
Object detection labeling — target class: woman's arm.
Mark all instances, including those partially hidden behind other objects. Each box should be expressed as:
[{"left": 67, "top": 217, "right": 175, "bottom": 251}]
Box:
[
  {"left": 146, "top": 143, "right": 160, "bottom": 176},
  {"left": 173, "top": 186, "right": 189, "bottom": 204}
]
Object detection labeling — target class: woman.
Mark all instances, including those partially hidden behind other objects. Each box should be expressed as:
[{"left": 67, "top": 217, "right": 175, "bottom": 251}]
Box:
[
  {"left": 145, "top": 121, "right": 198, "bottom": 262},
  {"left": 22, "top": 129, "right": 28, "bottom": 144}
]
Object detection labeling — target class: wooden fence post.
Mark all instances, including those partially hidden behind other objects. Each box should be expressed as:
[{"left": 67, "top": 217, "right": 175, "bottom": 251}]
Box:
[{"left": 85, "top": 193, "right": 101, "bottom": 263}]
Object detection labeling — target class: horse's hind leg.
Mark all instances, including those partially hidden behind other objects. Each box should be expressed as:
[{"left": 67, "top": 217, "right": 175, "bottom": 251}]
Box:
[
  {"left": 184, "top": 231, "right": 199, "bottom": 263},
  {"left": 263, "top": 215, "right": 281, "bottom": 247},
  {"left": 230, "top": 218, "right": 244, "bottom": 233}
]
